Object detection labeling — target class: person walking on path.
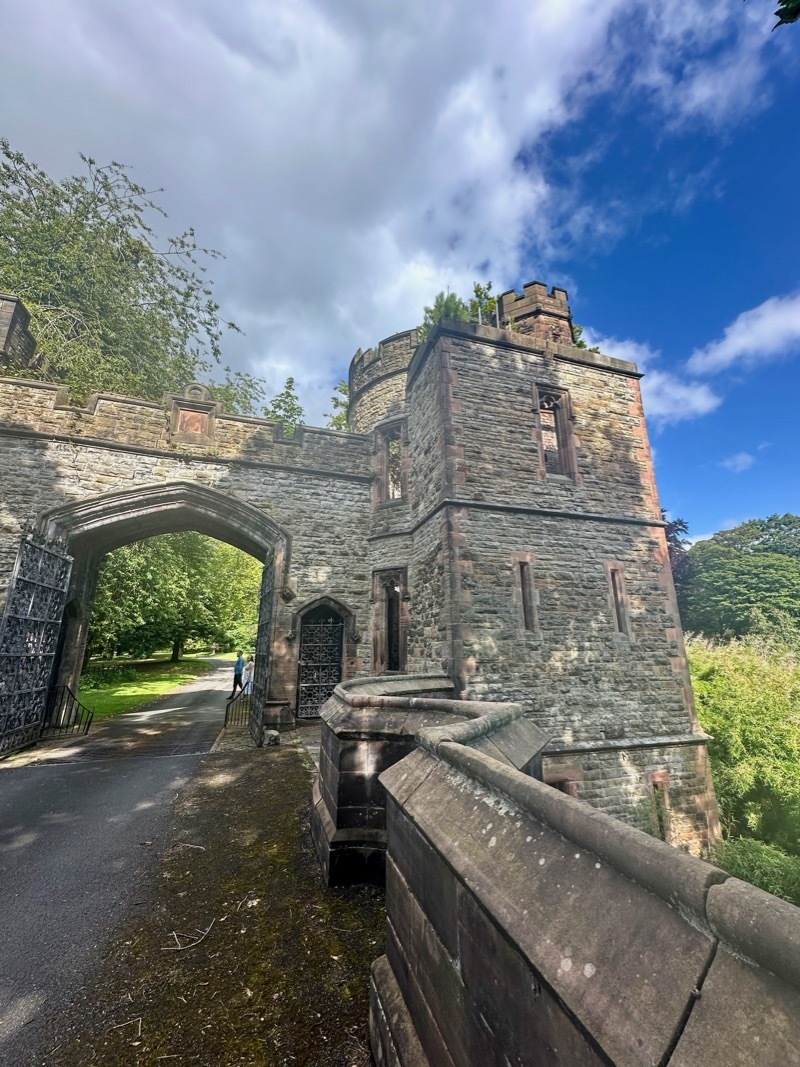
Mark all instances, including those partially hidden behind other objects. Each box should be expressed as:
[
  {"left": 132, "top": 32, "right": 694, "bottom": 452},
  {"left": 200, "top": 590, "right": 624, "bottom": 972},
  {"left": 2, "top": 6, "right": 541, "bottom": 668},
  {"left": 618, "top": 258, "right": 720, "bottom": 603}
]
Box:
[
  {"left": 242, "top": 656, "right": 255, "bottom": 695},
  {"left": 229, "top": 651, "right": 245, "bottom": 700}
]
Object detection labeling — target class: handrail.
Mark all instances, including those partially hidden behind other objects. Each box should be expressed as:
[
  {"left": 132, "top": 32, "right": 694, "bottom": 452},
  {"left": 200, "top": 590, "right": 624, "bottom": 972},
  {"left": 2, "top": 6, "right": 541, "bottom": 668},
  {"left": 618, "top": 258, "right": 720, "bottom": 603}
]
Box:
[
  {"left": 41, "top": 686, "right": 94, "bottom": 739},
  {"left": 224, "top": 690, "right": 252, "bottom": 728}
]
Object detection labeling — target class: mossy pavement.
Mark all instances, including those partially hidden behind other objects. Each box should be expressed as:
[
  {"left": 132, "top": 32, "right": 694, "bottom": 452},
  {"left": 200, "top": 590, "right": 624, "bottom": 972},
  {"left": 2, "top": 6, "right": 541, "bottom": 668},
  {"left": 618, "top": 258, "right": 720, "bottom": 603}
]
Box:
[{"left": 31, "top": 729, "right": 385, "bottom": 1067}]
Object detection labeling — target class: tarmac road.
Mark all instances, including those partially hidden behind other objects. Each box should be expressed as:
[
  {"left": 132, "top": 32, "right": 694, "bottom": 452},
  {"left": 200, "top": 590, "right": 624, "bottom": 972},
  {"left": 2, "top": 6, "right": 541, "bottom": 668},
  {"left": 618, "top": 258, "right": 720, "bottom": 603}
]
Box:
[{"left": 0, "top": 660, "right": 233, "bottom": 1065}]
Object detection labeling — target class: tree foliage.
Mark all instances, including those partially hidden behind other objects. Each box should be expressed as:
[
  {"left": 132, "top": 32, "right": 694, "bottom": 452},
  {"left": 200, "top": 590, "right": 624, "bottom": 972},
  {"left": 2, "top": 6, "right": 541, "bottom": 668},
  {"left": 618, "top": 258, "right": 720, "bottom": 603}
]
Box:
[
  {"left": 773, "top": 0, "right": 800, "bottom": 28},
  {"left": 680, "top": 514, "right": 800, "bottom": 639},
  {"left": 702, "top": 514, "right": 800, "bottom": 559},
  {"left": 468, "top": 281, "right": 497, "bottom": 324},
  {"left": 572, "top": 323, "right": 601, "bottom": 352},
  {"left": 0, "top": 140, "right": 263, "bottom": 410},
  {"left": 689, "top": 635, "right": 800, "bottom": 856},
  {"left": 88, "top": 534, "right": 262, "bottom": 660},
  {"left": 662, "top": 510, "right": 691, "bottom": 593},
  {"left": 325, "top": 379, "right": 349, "bottom": 431},
  {"left": 262, "top": 376, "right": 305, "bottom": 437},
  {"left": 418, "top": 281, "right": 503, "bottom": 340},
  {"left": 418, "top": 290, "right": 470, "bottom": 340}
]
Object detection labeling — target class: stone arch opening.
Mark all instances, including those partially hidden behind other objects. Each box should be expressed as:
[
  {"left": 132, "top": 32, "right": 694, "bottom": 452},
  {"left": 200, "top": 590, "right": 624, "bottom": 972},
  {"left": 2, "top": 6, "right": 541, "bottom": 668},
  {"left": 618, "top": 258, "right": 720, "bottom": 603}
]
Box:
[{"left": 37, "top": 482, "right": 290, "bottom": 702}]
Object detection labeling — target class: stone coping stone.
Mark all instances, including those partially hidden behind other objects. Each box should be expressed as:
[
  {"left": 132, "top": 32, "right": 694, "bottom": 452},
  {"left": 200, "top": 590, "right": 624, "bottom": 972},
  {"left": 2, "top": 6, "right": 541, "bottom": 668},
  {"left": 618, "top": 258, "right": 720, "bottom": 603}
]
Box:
[
  {"left": 668, "top": 945, "right": 800, "bottom": 1067},
  {"left": 334, "top": 673, "right": 455, "bottom": 700},
  {"left": 381, "top": 749, "right": 717, "bottom": 1067},
  {"left": 435, "top": 742, "right": 725, "bottom": 923},
  {"left": 322, "top": 701, "right": 468, "bottom": 741},
  {"left": 706, "top": 877, "right": 800, "bottom": 989}
]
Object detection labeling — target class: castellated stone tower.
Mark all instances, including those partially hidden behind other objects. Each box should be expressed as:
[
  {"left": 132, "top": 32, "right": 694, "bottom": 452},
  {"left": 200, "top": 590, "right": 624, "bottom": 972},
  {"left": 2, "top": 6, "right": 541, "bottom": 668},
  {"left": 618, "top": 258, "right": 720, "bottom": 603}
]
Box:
[
  {"left": 0, "top": 282, "right": 717, "bottom": 851},
  {"left": 348, "top": 328, "right": 419, "bottom": 433},
  {"left": 348, "top": 283, "right": 718, "bottom": 854}
]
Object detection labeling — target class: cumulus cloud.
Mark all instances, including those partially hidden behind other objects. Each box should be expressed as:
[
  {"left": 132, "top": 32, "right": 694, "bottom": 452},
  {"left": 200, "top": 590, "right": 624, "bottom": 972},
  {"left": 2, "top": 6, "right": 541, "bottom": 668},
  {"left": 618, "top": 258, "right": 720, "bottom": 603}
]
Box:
[
  {"left": 0, "top": 0, "right": 782, "bottom": 421},
  {"left": 720, "top": 452, "right": 756, "bottom": 474},
  {"left": 584, "top": 331, "right": 721, "bottom": 427},
  {"left": 688, "top": 291, "right": 800, "bottom": 375}
]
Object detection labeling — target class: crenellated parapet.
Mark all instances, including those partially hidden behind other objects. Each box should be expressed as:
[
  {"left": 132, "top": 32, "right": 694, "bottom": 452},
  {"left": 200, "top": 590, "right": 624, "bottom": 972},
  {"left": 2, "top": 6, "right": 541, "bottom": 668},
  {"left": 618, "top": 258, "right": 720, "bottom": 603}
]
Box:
[
  {"left": 0, "top": 376, "right": 372, "bottom": 478},
  {"left": 348, "top": 328, "right": 419, "bottom": 434},
  {"left": 496, "top": 279, "right": 574, "bottom": 344}
]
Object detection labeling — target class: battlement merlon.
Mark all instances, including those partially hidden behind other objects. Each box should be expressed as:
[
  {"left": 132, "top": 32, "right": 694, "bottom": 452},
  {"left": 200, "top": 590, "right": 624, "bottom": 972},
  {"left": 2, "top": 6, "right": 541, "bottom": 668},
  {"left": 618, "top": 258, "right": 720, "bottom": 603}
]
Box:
[{"left": 496, "top": 281, "right": 574, "bottom": 345}]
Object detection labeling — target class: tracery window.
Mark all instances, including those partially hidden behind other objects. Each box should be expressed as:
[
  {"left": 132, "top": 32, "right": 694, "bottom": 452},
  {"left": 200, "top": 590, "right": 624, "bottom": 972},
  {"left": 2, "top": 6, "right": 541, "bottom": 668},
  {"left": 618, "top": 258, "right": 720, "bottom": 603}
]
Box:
[
  {"left": 532, "top": 385, "right": 577, "bottom": 480},
  {"left": 376, "top": 421, "right": 407, "bottom": 503}
]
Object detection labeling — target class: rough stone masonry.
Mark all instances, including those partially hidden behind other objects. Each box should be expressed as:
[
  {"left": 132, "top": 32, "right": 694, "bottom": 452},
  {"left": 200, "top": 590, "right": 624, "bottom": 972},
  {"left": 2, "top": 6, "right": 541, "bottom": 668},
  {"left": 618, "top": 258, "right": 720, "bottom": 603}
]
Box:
[{"left": 0, "top": 283, "right": 718, "bottom": 851}]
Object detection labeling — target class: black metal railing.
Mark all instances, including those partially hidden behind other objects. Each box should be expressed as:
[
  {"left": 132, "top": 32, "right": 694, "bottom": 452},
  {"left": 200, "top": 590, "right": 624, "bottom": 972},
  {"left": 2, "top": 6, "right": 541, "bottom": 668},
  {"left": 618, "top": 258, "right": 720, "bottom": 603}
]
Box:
[
  {"left": 224, "top": 691, "right": 264, "bottom": 746},
  {"left": 40, "top": 686, "right": 94, "bottom": 740},
  {"left": 224, "top": 690, "right": 252, "bottom": 728}
]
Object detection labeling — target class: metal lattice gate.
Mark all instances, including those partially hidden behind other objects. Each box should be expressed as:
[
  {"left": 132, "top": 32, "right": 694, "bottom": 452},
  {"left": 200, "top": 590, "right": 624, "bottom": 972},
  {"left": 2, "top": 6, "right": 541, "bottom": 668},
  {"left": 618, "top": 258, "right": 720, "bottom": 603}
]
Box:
[
  {"left": 297, "top": 606, "right": 344, "bottom": 718},
  {"left": 0, "top": 527, "right": 73, "bottom": 756},
  {"left": 249, "top": 555, "right": 275, "bottom": 746}
]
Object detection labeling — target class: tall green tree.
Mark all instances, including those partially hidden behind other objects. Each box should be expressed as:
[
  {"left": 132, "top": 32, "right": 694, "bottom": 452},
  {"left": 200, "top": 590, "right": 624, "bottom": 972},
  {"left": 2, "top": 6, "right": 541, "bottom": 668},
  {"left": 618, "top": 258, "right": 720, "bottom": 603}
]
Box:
[
  {"left": 680, "top": 542, "right": 800, "bottom": 639},
  {"left": 705, "top": 514, "right": 800, "bottom": 560},
  {"left": 680, "top": 514, "right": 800, "bottom": 639},
  {"left": 88, "top": 534, "right": 263, "bottom": 660},
  {"left": 0, "top": 141, "right": 263, "bottom": 410}
]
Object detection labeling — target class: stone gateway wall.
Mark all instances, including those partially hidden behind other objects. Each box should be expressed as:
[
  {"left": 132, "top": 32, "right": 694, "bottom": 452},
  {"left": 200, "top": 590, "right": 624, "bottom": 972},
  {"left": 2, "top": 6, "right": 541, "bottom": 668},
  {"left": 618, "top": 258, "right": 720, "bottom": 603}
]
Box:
[
  {"left": 371, "top": 737, "right": 800, "bottom": 1067},
  {"left": 0, "top": 284, "right": 716, "bottom": 847}
]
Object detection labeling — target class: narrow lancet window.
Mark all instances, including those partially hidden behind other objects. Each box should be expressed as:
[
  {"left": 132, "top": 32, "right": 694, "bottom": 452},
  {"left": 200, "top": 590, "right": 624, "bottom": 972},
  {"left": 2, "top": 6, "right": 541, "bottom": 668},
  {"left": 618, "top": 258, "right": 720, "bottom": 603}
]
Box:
[
  {"left": 607, "top": 564, "right": 630, "bottom": 637},
  {"left": 387, "top": 432, "right": 403, "bottom": 499},
  {"left": 519, "top": 562, "right": 536, "bottom": 632}
]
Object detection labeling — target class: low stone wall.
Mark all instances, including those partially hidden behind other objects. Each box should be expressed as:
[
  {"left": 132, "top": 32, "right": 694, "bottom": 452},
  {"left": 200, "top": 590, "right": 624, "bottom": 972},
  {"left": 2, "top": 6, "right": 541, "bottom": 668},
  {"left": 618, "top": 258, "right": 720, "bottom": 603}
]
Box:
[
  {"left": 371, "top": 739, "right": 800, "bottom": 1067},
  {"left": 311, "top": 674, "right": 549, "bottom": 885}
]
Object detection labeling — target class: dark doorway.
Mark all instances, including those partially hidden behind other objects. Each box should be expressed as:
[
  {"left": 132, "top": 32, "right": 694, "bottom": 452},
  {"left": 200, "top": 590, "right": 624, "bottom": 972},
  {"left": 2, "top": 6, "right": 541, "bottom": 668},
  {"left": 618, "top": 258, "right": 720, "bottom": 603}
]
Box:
[
  {"left": 385, "top": 579, "right": 401, "bottom": 671},
  {"left": 296, "top": 605, "right": 344, "bottom": 718}
]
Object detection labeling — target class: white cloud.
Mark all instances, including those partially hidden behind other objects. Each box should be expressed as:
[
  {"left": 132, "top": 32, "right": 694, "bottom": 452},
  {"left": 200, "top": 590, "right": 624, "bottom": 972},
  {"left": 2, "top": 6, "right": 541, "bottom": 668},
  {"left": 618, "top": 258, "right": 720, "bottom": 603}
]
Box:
[
  {"left": 584, "top": 331, "right": 721, "bottom": 427},
  {"left": 720, "top": 452, "right": 755, "bottom": 474},
  {"left": 688, "top": 291, "right": 800, "bottom": 376},
  {"left": 0, "top": 0, "right": 784, "bottom": 421}
]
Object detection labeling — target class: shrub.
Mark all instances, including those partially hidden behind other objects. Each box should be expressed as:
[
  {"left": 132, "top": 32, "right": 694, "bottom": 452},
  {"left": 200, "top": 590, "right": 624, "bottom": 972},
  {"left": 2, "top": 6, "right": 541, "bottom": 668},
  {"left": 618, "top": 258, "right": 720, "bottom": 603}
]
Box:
[
  {"left": 712, "top": 837, "right": 800, "bottom": 907},
  {"left": 688, "top": 635, "right": 800, "bottom": 855}
]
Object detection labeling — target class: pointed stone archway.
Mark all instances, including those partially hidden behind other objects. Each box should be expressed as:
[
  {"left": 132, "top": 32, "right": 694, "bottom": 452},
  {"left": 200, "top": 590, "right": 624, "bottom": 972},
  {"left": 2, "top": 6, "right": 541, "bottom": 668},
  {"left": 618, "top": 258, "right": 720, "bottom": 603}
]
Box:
[{"left": 37, "top": 482, "right": 290, "bottom": 707}]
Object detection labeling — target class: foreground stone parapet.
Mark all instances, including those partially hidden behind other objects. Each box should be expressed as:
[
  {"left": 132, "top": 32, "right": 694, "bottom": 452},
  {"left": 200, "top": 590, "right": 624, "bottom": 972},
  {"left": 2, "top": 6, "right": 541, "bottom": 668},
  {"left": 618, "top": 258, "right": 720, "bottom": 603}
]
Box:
[
  {"left": 311, "top": 673, "right": 550, "bottom": 885},
  {"left": 371, "top": 739, "right": 800, "bottom": 1067}
]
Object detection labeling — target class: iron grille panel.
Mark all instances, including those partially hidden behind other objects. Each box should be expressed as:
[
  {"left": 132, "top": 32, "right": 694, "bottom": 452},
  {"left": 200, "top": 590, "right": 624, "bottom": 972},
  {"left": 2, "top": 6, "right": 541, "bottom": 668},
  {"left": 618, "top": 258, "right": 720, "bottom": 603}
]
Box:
[
  {"left": 297, "top": 610, "right": 344, "bottom": 718},
  {"left": 0, "top": 528, "right": 73, "bottom": 756}
]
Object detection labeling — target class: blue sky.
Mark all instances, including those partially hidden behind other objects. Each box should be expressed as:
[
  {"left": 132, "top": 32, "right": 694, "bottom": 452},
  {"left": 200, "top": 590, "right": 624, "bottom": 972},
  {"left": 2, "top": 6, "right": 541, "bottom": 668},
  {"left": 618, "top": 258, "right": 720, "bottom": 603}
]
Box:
[{"left": 1, "top": 0, "right": 799, "bottom": 541}]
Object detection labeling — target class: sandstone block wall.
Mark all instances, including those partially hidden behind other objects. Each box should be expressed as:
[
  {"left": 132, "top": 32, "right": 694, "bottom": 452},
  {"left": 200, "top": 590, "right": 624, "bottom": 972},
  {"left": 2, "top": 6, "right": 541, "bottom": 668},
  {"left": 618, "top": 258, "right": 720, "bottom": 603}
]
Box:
[{"left": 373, "top": 743, "right": 800, "bottom": 1067}]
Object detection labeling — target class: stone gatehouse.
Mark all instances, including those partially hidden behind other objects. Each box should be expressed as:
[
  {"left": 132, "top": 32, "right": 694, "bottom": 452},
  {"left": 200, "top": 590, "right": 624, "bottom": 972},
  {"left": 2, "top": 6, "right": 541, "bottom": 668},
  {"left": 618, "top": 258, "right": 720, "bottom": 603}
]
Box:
[{"left": 0, "top": 283, "right": 717, "bottom": 850}]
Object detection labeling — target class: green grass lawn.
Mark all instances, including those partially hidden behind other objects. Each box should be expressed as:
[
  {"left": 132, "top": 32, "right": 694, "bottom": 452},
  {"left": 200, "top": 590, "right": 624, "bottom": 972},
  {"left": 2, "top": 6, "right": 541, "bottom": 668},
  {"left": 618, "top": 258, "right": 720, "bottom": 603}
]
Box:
[{"left": 78, "top": 659, "right": 215, "bottom": 721}]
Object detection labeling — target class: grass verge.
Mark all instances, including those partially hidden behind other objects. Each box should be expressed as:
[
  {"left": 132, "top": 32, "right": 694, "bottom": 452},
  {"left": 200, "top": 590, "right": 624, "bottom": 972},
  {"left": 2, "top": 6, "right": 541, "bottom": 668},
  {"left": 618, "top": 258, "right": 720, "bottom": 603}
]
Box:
[{"left": 78, "top": 659, "right": 214, "bottom": 721}]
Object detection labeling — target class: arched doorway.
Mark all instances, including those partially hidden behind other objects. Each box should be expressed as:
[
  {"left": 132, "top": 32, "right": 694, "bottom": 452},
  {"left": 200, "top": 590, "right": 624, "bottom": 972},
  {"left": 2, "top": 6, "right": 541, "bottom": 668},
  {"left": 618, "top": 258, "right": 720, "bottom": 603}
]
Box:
[
  {"left": 0, "top": 482, "right": 290, "bottom": 755},
  {"left": 296, "top": 604, "right": 345, "bottom": 718}
]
